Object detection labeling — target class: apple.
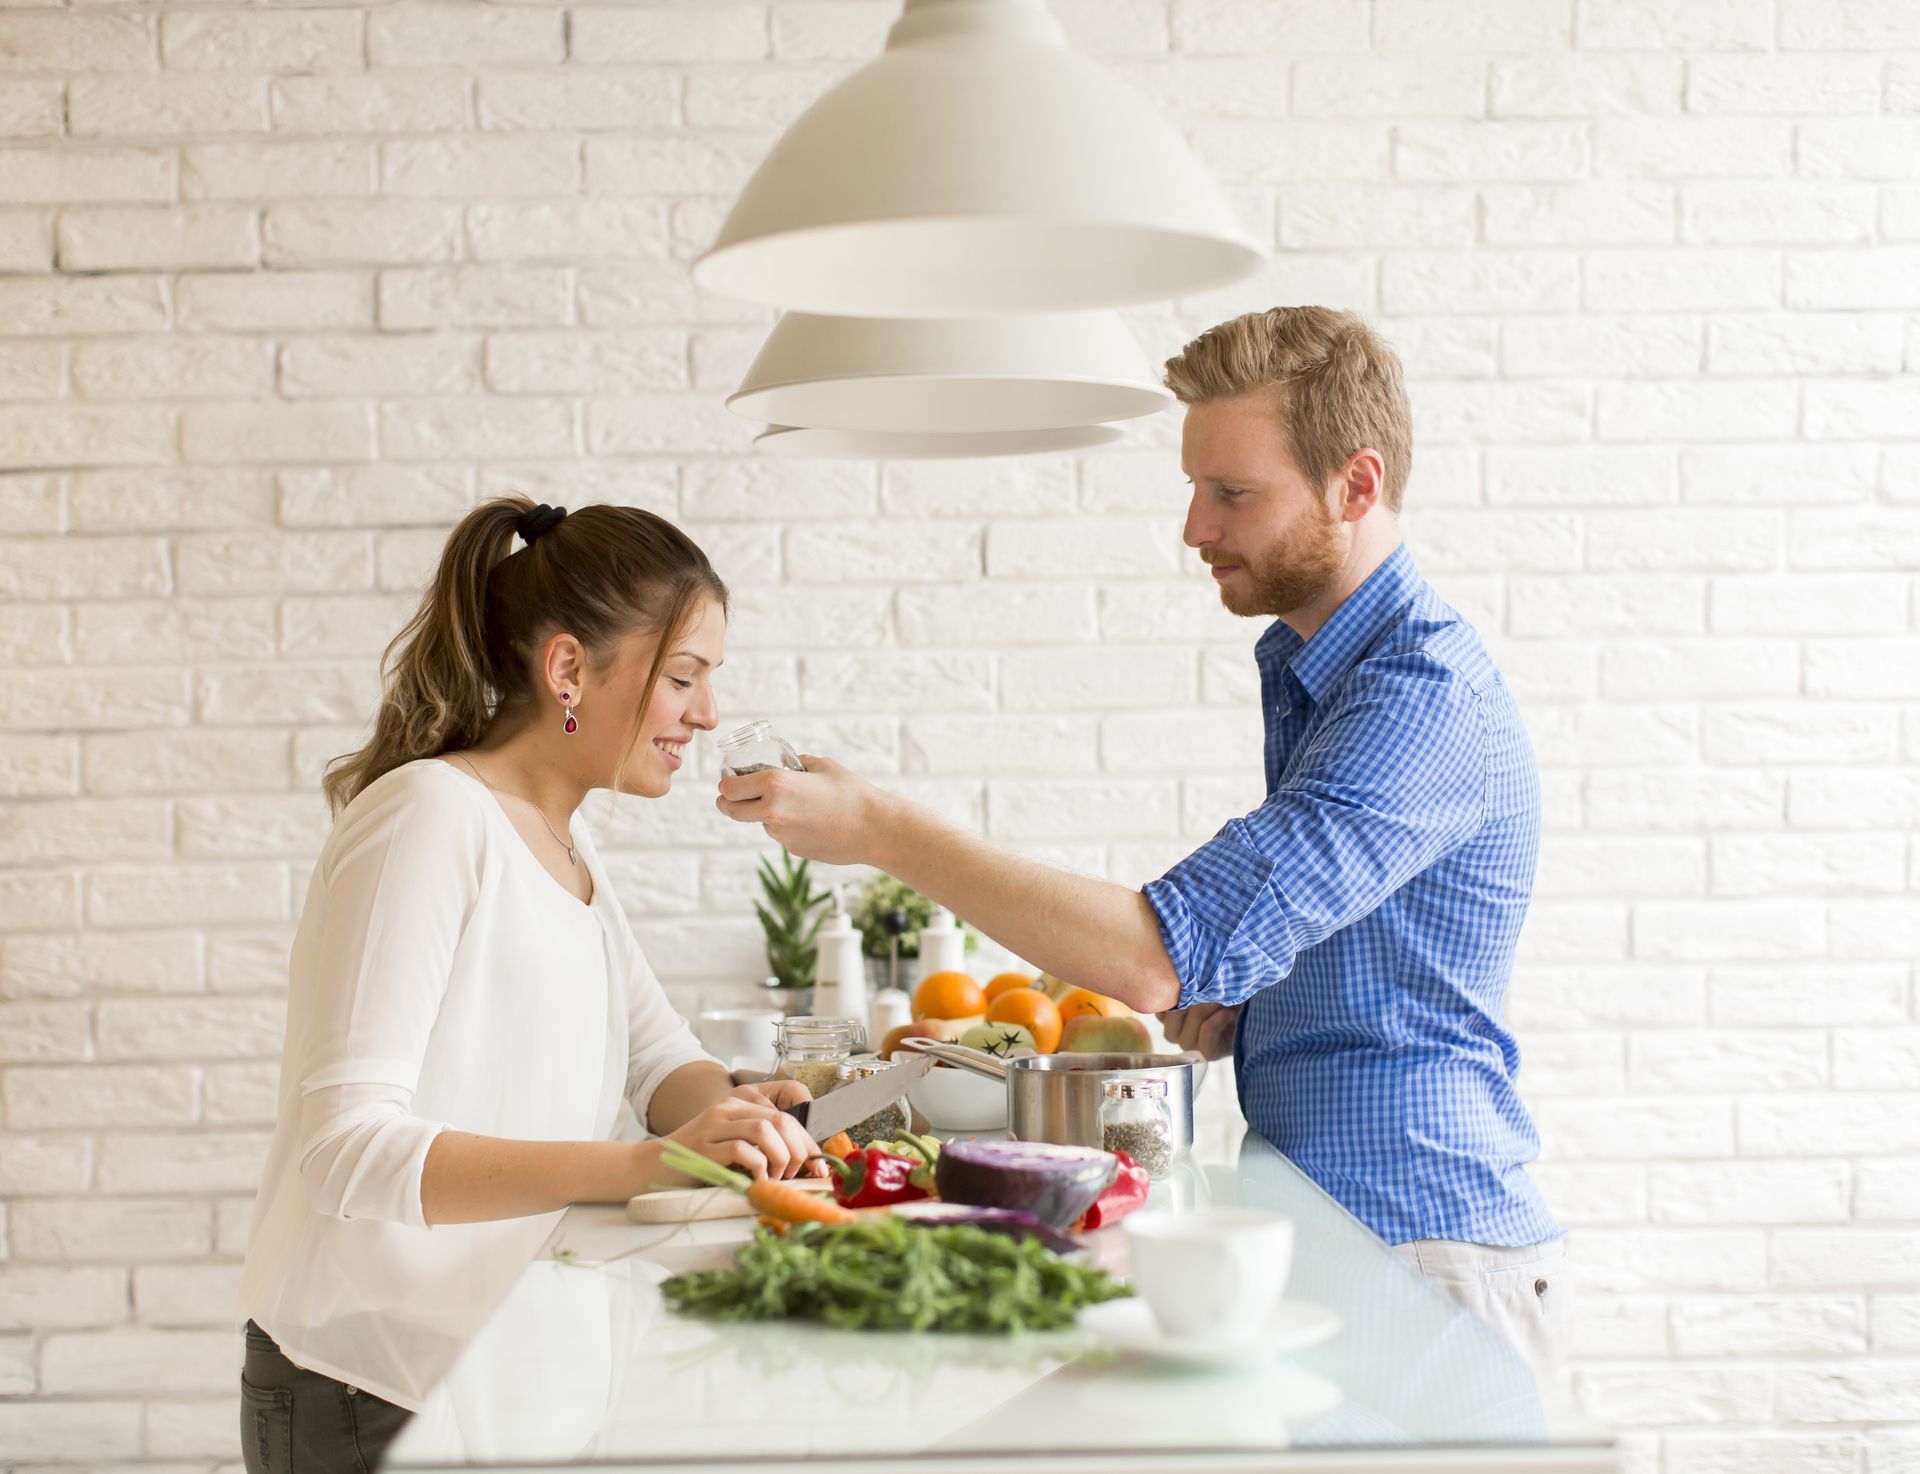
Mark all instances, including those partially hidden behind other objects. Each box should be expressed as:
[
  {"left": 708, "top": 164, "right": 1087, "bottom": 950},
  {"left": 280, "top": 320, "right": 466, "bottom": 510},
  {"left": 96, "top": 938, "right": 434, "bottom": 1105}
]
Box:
[
  {"left": 1058, "top": 1014, "right": 1152, "bottom": 1054},
  {"left": 880, "top": 1017, "right": 965, "bottom": 1059}
]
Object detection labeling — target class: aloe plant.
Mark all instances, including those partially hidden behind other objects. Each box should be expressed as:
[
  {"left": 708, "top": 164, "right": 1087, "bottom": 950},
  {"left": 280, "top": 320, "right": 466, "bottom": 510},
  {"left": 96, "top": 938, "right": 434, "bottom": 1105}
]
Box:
[{"left": 755, "top": 849, "right": 830, "bottom": 991}]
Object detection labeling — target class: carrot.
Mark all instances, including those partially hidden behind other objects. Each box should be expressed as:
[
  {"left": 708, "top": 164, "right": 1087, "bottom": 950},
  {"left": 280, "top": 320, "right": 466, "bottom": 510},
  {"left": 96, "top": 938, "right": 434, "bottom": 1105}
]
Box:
[
  {"left": 746, "top": 1177, "right": 855, "bottom": 1225},
  {"left": 658, "top": 1140, "right": 858, "bottom": 1226},
  {"left": 819, "top": 1131, "right": 857, "bottom": 1160}
]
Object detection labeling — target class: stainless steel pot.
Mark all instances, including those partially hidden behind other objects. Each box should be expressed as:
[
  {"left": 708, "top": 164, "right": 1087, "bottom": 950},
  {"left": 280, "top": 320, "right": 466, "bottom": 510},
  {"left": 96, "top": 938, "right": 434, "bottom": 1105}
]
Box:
[{"left": 901, "top": 1042, "right": 1202, "bottom": 1158}]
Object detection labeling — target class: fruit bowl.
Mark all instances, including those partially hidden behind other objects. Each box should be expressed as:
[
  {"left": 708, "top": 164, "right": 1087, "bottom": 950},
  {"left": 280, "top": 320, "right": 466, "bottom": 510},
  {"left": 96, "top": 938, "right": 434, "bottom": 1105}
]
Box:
[{"left": 902, "top": 1059, "right": 1009, "bottom": 1132}]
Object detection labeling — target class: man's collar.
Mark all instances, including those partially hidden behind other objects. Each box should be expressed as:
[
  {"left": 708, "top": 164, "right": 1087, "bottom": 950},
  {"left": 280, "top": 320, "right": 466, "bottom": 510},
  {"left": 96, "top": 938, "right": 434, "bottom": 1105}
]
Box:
[{"left": 1255, "top": 545, "right": 1421, "bottom": 704}]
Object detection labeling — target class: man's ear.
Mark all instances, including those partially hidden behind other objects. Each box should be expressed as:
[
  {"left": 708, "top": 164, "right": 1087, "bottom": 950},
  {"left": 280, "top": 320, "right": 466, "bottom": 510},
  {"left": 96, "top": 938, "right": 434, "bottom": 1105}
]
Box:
[{"left": 1338, "top": 449, "right": 1386, "bottom": 522}]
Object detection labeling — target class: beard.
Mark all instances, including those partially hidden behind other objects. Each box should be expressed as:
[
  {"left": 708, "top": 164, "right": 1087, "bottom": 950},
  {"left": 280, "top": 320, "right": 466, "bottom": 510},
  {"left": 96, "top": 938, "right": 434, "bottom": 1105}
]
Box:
[{"left": 1209, "top": 496, "right": 1347, "bottom": 618}]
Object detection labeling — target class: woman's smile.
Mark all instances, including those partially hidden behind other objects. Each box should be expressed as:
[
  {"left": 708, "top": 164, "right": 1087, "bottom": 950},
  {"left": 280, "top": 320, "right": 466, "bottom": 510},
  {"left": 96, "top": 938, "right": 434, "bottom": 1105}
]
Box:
[{"left": 652, "top": 735, "right": 689, "bottom": 770}]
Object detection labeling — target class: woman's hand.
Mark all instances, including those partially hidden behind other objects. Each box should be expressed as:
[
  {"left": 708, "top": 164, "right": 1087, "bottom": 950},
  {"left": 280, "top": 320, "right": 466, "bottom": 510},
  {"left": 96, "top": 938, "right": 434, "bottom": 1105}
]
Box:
[
  {"left": 661, "top": 1088, "right": 822, "bottom": 1183},
  {"left": 715, "top": 755, "right": 893, "bottom": 867}
]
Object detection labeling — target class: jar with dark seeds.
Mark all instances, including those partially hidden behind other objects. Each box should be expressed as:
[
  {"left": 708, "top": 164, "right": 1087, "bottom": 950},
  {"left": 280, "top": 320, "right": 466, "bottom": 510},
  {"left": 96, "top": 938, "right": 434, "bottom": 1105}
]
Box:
[{"left": 1103, "top": 1119, "right": 1174, "bottom": 1177}]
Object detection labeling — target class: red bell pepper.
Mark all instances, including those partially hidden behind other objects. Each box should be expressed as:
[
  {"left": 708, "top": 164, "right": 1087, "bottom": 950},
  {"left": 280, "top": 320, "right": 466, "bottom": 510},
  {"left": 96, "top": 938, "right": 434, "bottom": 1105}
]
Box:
[
  {"left": 1077, "top": 1151, "right": 1150, "bottom": 1231},
  {"left": 819, "top": 1146, "right": 932, "bottom": 1210}
]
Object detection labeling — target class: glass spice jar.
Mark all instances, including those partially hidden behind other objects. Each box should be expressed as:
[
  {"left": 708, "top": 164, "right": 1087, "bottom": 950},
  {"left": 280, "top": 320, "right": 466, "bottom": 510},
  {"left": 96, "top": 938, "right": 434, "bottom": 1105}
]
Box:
[
  {"left": 835, "top": 1058, "right": 910, "bottom": 1148},
  {"left": 716, "top": 721, "right": 806, "bottom": 778},
  {"left": 1100, "top": 1076, "right": 1174, "bottom": 1178},
  {"left": 769, "top": 1016, "right": 865, "bottom": 1100}
]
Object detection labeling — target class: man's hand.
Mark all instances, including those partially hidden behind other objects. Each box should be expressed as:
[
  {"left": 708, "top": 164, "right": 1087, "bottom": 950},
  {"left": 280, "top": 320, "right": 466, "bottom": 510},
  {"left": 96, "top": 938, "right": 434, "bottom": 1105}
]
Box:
[
  {"left": 1158, "top": 1002, "right": 1241, "bottom": 1061},
  {"left": 715, "top": 754, "right": 892, "bottom": 867}
]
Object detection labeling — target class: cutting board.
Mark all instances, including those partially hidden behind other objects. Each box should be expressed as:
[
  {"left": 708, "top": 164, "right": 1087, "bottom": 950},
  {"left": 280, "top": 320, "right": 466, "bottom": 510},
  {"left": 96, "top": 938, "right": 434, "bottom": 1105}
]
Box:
[{"left": 625, "top": 1179, "right": 835, "bottom": 1224}]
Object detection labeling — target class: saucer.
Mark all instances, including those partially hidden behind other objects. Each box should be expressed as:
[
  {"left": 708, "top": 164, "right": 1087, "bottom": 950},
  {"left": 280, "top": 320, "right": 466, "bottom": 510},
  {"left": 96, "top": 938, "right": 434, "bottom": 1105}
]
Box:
[{"left": 1079, "top": 1297, "right": 1341, "bottom": 1368}]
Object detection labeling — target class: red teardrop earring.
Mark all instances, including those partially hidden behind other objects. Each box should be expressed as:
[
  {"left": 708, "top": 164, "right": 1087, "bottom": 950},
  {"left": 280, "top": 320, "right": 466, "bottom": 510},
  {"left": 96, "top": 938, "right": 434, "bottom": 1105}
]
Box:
[{"left": 561, "top": 691, "right": 578, "bottom": 735}]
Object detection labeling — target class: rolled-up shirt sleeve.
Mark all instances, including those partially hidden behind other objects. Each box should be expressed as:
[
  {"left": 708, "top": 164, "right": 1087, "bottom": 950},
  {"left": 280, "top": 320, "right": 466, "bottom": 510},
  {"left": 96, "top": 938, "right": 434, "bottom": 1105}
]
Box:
[
  {"left": 294, "top": 773, "right": 484, "bottom": 1225},
  {"left": 1144, "top": 652, "right": 1489, "bottom": 1010}
]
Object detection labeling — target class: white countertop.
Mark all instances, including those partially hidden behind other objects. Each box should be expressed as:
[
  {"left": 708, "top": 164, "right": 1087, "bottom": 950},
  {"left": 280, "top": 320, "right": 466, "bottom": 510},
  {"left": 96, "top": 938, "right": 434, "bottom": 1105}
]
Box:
[{"left": 384, "top": 1132, "right": 1614, "bottom": 1473}]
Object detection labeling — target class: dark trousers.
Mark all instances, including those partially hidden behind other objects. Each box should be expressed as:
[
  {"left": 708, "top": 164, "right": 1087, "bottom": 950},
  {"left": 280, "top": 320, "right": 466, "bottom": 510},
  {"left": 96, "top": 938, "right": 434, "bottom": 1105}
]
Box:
[{"left": 241, "top": 1321, "right": 413, "bottom": 1474}]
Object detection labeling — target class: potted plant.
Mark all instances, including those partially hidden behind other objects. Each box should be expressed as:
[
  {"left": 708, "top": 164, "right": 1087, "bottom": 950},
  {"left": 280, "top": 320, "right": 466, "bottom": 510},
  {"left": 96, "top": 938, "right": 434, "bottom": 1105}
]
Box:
[
  {"left": 753, "top": 849, "right": 830, "bottom": 1016},
  {"left": 850, "top": 874, "right": 978, "bottom": 992}
]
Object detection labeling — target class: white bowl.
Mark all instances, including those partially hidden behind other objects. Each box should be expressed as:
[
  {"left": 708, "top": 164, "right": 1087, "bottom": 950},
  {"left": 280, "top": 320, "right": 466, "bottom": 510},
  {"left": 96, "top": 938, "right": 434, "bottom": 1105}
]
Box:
[{"left": 902, "top": 1059, "right": 1008, "bottom": 1131}]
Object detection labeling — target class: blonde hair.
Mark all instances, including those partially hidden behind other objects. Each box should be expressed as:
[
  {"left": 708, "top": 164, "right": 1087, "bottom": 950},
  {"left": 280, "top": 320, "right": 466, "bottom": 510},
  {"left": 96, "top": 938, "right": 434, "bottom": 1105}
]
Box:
[
  {"left": 323, "top": 496, "right": 728, "bottom": 816},
  {"left": 1162, "top": 306, "right": 1412, "bottom": 513}
]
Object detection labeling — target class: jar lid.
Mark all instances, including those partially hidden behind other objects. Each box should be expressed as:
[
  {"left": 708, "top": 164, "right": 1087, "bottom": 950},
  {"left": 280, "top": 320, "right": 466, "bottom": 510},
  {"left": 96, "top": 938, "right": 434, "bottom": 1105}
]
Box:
[
  {"left": 1104, "top": 1077, "right": 1168, "bottom": 1099},
  {"left": 717, "top": 720, "right": 777, "bottom": 750},
  {"left": 774, "top": 1016, "right": 866, "bottom": 1049}
]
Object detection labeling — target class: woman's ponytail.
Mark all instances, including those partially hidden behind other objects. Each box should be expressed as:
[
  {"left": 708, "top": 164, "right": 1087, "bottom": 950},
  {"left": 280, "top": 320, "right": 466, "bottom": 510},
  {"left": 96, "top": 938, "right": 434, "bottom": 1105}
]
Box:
[{"left": 322, "top": 497, "right": 529, "bottom": 815}]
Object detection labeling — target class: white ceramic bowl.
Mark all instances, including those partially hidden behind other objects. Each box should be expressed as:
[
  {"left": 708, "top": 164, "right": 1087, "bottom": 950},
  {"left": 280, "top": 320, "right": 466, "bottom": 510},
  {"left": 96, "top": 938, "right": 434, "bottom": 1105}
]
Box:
[{"left": 901, "top": 1059, "right": 1009, "bottom": 1132}]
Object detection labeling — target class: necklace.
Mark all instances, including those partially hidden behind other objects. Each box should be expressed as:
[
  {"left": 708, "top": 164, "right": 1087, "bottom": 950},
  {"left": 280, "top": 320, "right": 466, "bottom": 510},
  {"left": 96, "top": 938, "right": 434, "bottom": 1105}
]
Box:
[{"left": 454, "top": 754, "right": 579, "bottom": 866}]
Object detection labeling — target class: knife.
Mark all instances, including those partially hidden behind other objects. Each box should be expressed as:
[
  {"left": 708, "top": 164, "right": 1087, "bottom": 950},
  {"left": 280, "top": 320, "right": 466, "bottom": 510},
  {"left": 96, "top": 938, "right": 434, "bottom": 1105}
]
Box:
[{"left": 781, "top": 1053, "right": 936, "bottom": 1141}]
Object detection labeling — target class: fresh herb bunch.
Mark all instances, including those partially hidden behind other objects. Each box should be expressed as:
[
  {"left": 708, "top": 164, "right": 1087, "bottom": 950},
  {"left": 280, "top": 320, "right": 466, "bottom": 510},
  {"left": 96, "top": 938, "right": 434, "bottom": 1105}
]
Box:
[
  {"left": 755, "top": 849, "right": 830, "bottom": 990},
  {"left": 660, "top": 1218, "right": 1130, "bottom": 1334},
  {"left": 850, "top": 874, "right": 980, "bottom": 960}
]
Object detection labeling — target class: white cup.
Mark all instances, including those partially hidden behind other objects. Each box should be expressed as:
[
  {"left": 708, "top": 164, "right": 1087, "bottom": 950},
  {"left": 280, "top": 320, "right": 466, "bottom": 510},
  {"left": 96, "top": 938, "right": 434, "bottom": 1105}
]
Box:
[
  {"left": 1123, "top": 1207, "right": 1295, "bottom": 1340},
  {"left": 696, "top": 1008, "right": 781, "bottom": 1070}
]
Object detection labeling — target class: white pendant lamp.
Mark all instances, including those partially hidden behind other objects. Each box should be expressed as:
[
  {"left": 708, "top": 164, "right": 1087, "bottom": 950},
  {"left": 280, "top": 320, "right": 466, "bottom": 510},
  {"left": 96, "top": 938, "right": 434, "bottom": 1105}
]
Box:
[
  {"left": 753, "top": 424, "right": 1126, "bottom": 460},
  {"left": 693, "top": 0, "right": 1263, "bottom": 317},
  {"left": 727, "top": 312, "right": 1170, "bottom": 434}
]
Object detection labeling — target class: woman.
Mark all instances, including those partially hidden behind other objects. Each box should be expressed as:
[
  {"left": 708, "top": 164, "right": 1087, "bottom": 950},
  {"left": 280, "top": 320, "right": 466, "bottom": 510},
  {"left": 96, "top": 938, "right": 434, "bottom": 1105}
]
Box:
[{"left": 237, "top": 497, "right": 819, "bottom": 1474}]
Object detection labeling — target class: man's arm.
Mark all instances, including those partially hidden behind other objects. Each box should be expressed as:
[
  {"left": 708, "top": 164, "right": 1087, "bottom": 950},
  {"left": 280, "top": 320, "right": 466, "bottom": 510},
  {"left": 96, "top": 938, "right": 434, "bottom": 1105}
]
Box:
[
  {"left": 718, "top": 759, "right": 1183, "bottom": 1013},
  {"left": 718, "top": 650, "right": 1489, "bottom": 1020}
]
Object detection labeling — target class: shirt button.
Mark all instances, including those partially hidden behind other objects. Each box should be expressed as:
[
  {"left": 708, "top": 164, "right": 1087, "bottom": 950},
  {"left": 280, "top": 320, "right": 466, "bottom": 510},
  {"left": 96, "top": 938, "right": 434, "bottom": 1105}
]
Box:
[{"left": 1534, "top": 1278, "right": 1548, "bottom": 1296}]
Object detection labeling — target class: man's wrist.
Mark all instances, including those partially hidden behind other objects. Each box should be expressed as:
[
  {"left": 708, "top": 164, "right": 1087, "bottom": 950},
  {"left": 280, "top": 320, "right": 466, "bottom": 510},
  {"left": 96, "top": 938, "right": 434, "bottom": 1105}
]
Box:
[{"left": 861, "top": 784, "right": 920, "bottom": 875}]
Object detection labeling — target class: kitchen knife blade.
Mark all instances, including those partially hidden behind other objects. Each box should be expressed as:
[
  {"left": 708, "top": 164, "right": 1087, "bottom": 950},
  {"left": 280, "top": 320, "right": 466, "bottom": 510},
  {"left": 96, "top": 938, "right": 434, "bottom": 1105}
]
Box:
[{"left": 782, "top": 1053, "right": 936, "bottom": 1141}]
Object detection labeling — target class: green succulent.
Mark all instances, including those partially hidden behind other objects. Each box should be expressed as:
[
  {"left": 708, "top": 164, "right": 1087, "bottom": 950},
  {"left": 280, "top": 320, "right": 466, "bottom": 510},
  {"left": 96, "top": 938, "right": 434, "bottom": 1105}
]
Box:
[
  {"left": 755, "top": 850, "right": 830, "bottom": 990},
  {"left": 850, "top": 874, "right": 980, "bottom": 960}
]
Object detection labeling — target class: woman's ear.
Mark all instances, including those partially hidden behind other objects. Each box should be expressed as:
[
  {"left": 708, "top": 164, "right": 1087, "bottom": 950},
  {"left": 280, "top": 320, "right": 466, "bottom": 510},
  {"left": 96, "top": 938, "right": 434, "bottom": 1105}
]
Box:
[{"left": 542, "top": 633, "right": 585, "bottom": 698}]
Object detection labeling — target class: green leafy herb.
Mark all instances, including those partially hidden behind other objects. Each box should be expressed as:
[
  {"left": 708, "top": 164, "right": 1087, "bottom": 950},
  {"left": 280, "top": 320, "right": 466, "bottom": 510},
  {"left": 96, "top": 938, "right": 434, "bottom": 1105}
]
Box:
[{"left": 660, "top": 1217, "right": 1129, "bottom": 1334}]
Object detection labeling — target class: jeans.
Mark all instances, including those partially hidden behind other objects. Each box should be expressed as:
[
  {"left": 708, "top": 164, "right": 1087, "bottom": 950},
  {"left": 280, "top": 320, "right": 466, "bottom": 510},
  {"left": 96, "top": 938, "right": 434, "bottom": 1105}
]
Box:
[{"left": 240, "top": 1321, "right": 413, "bottom": 1474}]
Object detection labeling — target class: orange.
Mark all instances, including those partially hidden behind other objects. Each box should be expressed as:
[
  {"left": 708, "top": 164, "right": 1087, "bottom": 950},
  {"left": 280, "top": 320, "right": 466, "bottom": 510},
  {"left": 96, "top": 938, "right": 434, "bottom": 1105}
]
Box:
[
  {"left": 986, "top": 988, "right": 1063, "bottom": 1053},
  {"left": 983, "top": 971, "right": 1040, "bottom": 1005},
  {"left": 912, "top": 970, "right": 987, "bottom": 1021},
  {"left": 1054, "top": 986, "right": 1133, "bottom": 1023}
]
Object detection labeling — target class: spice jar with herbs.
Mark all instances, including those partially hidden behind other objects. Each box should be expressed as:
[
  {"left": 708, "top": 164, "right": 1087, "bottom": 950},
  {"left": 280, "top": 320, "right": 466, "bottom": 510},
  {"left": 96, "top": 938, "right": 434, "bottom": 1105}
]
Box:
[
  {"left": 834, "top": 1058, "right": 911, "bottom": 1148},
  {"left": 769, "top": 1016, "right": 864, "bottom": 1098},
  {"left": 1099, "top": 1076, "right": 1175, "bottom": 1178}
]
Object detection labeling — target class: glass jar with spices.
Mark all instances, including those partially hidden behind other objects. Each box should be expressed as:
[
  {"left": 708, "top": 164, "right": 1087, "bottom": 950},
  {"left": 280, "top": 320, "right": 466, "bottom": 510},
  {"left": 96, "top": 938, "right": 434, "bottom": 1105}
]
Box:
[
  {"left": 717, "top": 721, "right": 806, "bottom": 778},
  {"left": 769, "top": 1016, "right": 864, "bottom": 1100},
  {"left": 835, "top": 1058, "right": 911, "bottom": 1148},
  {"left": 1100, "top": 1076, "right": 1174, "bottom": 1178}
]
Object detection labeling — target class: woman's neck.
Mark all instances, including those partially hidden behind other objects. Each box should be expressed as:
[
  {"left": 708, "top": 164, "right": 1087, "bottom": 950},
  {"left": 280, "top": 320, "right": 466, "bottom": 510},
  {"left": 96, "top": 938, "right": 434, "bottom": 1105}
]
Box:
[{"left": 463, "top": 719, "right": 592, "bottom": 820}]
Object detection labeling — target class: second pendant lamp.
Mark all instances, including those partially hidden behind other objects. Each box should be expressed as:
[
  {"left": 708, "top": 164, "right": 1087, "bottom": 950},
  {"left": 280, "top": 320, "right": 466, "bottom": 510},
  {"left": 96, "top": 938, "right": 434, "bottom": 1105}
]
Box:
[{"left": 727, "top": 312, "right": 1169, "bottom": 436}]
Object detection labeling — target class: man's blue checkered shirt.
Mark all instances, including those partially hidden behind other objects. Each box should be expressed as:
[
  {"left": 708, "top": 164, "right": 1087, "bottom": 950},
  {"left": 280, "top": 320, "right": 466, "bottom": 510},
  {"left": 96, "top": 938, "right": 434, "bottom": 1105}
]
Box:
[{"left": 1145, "top": 545, "right": 1559, "bottom": 1248}]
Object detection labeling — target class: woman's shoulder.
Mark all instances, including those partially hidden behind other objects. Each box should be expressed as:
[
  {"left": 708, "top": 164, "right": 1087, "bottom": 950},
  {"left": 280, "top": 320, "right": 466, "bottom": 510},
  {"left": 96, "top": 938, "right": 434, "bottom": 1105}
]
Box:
[{"left": 328, "top": 756, "right": 493, "bottom": 852}]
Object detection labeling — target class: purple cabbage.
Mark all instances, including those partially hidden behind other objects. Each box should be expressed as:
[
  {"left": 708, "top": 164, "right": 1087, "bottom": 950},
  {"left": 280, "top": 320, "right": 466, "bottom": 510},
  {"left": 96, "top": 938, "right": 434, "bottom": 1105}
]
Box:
[{"left": 933, "top": 1139, "right": 1119, "bottom": 1232}]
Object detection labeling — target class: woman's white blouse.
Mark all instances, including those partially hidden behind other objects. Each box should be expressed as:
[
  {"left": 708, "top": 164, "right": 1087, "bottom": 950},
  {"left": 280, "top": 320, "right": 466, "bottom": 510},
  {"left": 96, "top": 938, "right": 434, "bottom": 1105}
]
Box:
[{"left": 238, "top": 758, "right": 718, "bottom": 1410}]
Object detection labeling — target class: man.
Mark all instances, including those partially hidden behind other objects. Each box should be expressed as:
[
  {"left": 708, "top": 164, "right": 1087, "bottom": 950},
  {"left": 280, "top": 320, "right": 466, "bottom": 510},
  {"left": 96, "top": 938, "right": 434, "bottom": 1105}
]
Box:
[{"left": 718, "top": 306, "right": 1568, "bottom": 1372}]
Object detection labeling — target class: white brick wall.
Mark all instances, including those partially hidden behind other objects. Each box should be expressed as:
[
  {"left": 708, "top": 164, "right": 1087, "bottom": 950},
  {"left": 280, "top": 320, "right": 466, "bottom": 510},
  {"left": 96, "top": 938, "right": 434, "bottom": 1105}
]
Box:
[{"left": 0, "top": 2, "right": 1914, "bottom": 1469}]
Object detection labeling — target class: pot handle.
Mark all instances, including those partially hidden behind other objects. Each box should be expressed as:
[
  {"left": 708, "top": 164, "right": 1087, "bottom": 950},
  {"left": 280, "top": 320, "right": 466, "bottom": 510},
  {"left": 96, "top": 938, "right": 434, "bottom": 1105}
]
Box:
[{"left": 893, "top": 1038, "right": 1009, "bottom": 1082}]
